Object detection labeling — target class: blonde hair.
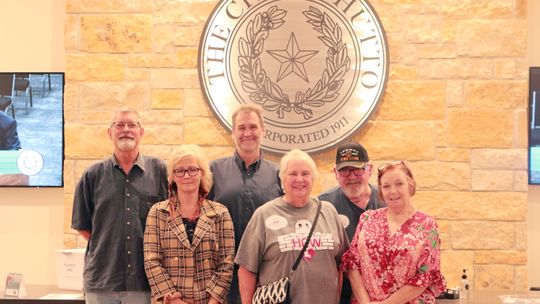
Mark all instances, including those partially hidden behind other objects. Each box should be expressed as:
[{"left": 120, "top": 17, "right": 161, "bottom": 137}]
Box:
[
  {"left": 279, "top": 149, "right": 318, "bottom": 185},
  {"left": 168, "top": 144, "right": 213, "bottom": 198},
  {"left": 231, "top": 104, "right": 265, "bottom": 129}
]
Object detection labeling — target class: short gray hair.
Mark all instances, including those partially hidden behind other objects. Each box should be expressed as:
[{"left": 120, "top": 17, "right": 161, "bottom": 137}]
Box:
[{"left": 279, "top": 149, "right": 318, "bottom": 184}]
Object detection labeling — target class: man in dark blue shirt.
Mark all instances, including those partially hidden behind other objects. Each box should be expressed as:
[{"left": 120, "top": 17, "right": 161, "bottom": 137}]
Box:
[
  {"left": 319, "top": 141, "right": 384, "bottom": 304},
  {"left": 72, "top": 107, "right": 168, "bottom": 304},
  {"left": 0, "top": 111, "right": 21, "bottom": 150},
  {"left": 208, "top": 104, "right": 282, "bottom": 304}
]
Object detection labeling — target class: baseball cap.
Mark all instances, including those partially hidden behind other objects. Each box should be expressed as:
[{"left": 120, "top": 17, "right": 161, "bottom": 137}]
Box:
[{"left": 335, "top": 142, "right": 369, "bottom": 170}]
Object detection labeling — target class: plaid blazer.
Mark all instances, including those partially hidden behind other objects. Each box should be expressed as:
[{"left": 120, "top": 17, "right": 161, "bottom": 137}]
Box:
[{"left": 144, "top": 199, "right": 235, "bottom": 303}]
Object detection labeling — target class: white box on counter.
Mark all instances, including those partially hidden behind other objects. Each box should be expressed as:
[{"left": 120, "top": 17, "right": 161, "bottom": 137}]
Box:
[{"left": 55, "top": 248, "right": 85, "bottom": 291}]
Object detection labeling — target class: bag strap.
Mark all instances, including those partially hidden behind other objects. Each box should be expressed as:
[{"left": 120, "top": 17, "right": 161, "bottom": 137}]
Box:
[{"left": 291, "top": 198, "right": 322, "bottom": 272}]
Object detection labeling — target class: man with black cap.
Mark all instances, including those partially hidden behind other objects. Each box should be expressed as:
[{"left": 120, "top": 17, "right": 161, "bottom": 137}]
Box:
[{"left": 319, "top": 141, "right": 384, "bottom": 304}]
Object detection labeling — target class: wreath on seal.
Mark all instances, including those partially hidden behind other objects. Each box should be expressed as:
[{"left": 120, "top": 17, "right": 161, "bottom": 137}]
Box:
[{"left": 238, "top": 6, "right": 351, "bottom": 120}]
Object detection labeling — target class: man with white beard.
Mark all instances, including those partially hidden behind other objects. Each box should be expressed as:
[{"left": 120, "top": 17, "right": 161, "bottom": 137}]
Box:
[
  {"left": 72, "top": 107, "right": 168, "bottom": 304},
  {"left": 319, "top": 141, "right": 384, "bottom": 304}
]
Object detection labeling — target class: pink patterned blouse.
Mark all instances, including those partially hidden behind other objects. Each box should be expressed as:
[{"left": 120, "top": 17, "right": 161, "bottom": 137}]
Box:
[{"left": 340, "top": 208, "right": 446, "bottom": 304}]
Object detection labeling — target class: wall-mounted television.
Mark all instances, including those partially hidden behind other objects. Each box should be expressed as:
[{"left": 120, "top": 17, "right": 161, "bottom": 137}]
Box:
[
  {"left": 529, "top": 67, "right": 540, "bottom": 184},
  {"left": 0, "top": 72, "right": 64, "bottom": 187}
]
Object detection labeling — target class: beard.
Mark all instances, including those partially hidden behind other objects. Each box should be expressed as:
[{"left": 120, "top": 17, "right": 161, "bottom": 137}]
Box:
[{"left": 116, "top": 138, "right": 137, "bottom": 151}]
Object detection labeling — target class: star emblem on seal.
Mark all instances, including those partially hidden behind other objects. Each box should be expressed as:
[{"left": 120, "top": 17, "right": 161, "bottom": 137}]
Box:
[{"left": 267, "top": 33, "right": 319, "bottom": 82}]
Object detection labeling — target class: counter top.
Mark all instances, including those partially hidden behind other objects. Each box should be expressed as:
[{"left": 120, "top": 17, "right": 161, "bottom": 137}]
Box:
[{"left": 438, "top": 290, "right": 540, "bottom": 304}]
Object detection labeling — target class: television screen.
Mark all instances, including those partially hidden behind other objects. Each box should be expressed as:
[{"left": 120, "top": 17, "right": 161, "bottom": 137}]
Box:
[
  {"left": 530, "top": 67, "right": 540, "bottom": 184},
  {"left": 0, "top": 73, "right": 64, "bottom": 187}
]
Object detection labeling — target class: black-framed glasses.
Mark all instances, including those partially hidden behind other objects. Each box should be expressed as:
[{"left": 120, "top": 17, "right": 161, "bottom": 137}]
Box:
[
  {"left": 378, "top": 160, "right": 406, "bottom": 173},
  {"left": 338, "top": 167, "right": 367, "bottom": 177},
  {"left": 173, "top": 167, "right": 201, "bottom": 177},
  {"left": 111, "top": 121, "right": 140, "bottom": 130}
]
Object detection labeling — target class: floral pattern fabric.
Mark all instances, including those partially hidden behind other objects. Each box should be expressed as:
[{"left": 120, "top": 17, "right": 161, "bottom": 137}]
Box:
[{"left": 340, "top": 208, "right": 446, "bottom": 304}]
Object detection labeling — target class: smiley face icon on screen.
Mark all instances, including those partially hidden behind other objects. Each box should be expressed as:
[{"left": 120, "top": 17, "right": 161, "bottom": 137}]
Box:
[{"left": 17, "top": 150, "right": 44, "bottom": 176}]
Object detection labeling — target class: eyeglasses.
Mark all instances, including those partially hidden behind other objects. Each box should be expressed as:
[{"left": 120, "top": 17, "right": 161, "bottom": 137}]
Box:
[
  {"left": 377, "top": 160, "right": 406, "bottom": 174},
  {"left": 111, "top": 121, "right": 140, "bottom": 130},
  {"left": 338, "top": 167, "right": 367, "bottom": 177},
  {"left": 173, "top": 167, "right": 201, "bottom": 177}
]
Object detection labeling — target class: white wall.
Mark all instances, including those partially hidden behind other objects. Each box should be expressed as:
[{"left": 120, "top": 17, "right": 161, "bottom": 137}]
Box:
[{"left": 0, "top": 0, "right": 65, "bottom": 286}]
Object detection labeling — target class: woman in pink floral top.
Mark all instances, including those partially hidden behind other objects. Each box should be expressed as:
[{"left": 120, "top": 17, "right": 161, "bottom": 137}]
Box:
[{"left": 340, "top": 161, "right": 446, "bottom": 304}]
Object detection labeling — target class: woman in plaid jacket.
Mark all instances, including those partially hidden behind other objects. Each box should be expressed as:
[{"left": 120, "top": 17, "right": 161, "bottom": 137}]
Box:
[{"left": 144, "top": 144, "right": 235, "bottom": 304}]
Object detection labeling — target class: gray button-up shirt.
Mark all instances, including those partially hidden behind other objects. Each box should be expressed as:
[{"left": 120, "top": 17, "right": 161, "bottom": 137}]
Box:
[
  {"left": 72, "top": 154, "right": 168, "bottom": 292},
  {"left": 207, "top": 152, "right": 282, "bottom": 250}
]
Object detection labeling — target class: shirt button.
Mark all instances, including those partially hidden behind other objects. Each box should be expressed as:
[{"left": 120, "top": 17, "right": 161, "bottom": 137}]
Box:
[
  {"left": 126, "top": 179, "right": 130, "bottom": 183},
  {"left": 126, "top": 193, "right": 131, "bottom": 197},
  {"left": 127, "top": 264, "right": 131, "bottom": 268},
  {"left": 126, "top": 208, "right": 130, "bottom": 211},
  {"left": 128, "top": 251, "right": 131, "bottom": 254},
  {"left": 127, "top": 221, "right": 130, "bottom": 225},
  {"left": 127, "top": 236, "right": 131, "bottom": 240}
]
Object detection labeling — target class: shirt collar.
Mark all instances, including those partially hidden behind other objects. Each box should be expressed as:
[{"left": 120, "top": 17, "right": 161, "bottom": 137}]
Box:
[
  {"left": 233, "top": 150, "right": 263, "bottom": 170},
  {"left": 111, "top": 153, "right": 146, "bottom": 172}
]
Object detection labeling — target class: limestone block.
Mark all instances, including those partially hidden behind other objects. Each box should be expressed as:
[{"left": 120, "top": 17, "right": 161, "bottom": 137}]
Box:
[
  {"left": 128, "top": 54, "right": 176, "bottom": 68},
  {"left": 514, "top": 171, "right": 527, "bottom": 192},
  {"left": 74, "top": 160, "right": 100, "bottom": 183},
  {"left": 515, "top": 265, "right": 528, "bottom": 291},
  {"left": 140, "top": 145, "right": 174, "bottom": 162},
  {"left": 415, "top": 191, "right": 526, "bottom": 221},
  {"left": 150, "top": 69, "right": 199, "bottom": 89},
  {"left": 465, "top": 81, "right": 527, "bottom": 109},
  {"left": 362, "top": 121, "right": 435, "bottom": 160},
  {"left": 184, "top": 117, "right": 232, "bottom": 146},
  {"left": 66, "top": 0, "right": 151, "bottom": 13},
  {"left": 474, "top": 250, "right": 526, "bottom": 265},
  {"left": 494, "top": 60, "right": 519, "bottom": 79},
  {"left": 177, "top": 47, "right": 198, "bottom": 69},
  {"left": 78, "top": 83, "right": 149, "bottom": 111},
  {"left": 63, "top": 160, "right": 75, "bottom": 194},
  {"left": 450, "top": 221, "right": 514, "bottom": 249},
  {"left": 438, "top": 220, "right": 451, "bottom": 233},
  {"left": 184, "top": 89, "right": 213, "bottom": 117},
  {"left": 140, "top": 110, "right": 183, "bottom": 125},
  {"left": 515, "top": 109, "right": 527, "bottom": 148},
  {"left": 63, "top": 84, "right": 79, "bottom": 123},
  {"left": 173, "top": 25, "right": 204, "bottom": 47},
  {"left": 441, "top": 250, "right": 474, "bottom": 288},
  {"left": 440, "top": 233, "right": 450, "bottom": 250},
  {"left": 151, "top": 89, "right": 184, "bottom": 109},
  {"left": 457, "top": 20, "right": 526, "bottom": 57},
  {"left": 446, "top": 80, "right": 463, "bottom": 107},
  {"left": 448, "top": 109, "right": 513, "bottom": 148},
  {"left": 80, "top": 15, "right": 151, "bottom": 53},
  {"left": 418, "top": 58, "right": 493, "bottom": 79},
  {"left": 66, "top": 54, "right": 124, "bottom": 81},
  {"left": 63, "top": 193, "right": 74, "bottom": 233},
  {"left": 126, "top": 69, "right": 150, "bottom": 81},
  {"left": 143, "top": 125, "right": 183, "bottom": 145},
  {"left": 65, "top": 125, "right": 111, "bottom": 159},
  {"left": 418, "top": 44, "right": 456, "bottom": 59},
  {"left": 153, "top": 0, "right": 216, "bottom": 24},
  {"left": 440, "top": 0, "right": 513, "bottom": 18},
  {"left": 152, "top": 24, "right": 176, "bottom": 53},
  {"left": 407, "top": 16, "right": 445, "bottom": 43},
  {"left": 64, "top": 15, "right": 79, "bottom": 51},
  {"left": 515, "top": 222, "right": 527, "bottom": 251},
  {"left": 471, "top": 170, "right": 514, "bottom": 191},
  {"left": 377, "top": 81, "right": 445, "bottom": 120},
  {"left": 413, "top": 161, "right": 470, "bottom": 191},
  {"left": 436, "top": 148, "right": 470, "bottom": 162},
  {"left": 63, "top": 234, "right": 77, "bottom": 249},
  {"left": 435, "top": 121, "right": 447, "bottom": 148},
  {"left": 203, "top": 146, "right": 235, "bottom": 161},
  {"left": 388, "top": 65, "right": 417, "bottom": 80},
  {"left": 475, "top": 265, "right": 514, "bottom": 290},
  {"left": 79, "top": 111, "right": 117, "bottom": 125},
  {"left": 471, "top": 149, "right": 527, "bottom": 170},
  {"left": 76, "top": 235, "right": 88, "bottom": 249}
]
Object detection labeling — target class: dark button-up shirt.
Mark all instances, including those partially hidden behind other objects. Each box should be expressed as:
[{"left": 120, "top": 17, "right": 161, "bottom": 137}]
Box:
[
  {"left": 318, "top": 184, "right": 384, "bottom": 304},
  {"left": 72, "top": 154, "right": 168, "bottom": 292},
  {"left": 207, "top": 152, "right": 282, "bottom": 250}
]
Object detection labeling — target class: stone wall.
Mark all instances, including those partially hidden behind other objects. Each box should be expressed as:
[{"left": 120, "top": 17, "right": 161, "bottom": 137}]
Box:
[{"left": 63, "top": 0, "right": 528, "bottom": 290}]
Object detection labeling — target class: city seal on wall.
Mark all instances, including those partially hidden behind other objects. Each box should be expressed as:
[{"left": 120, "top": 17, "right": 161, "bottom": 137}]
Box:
[{"left": 199, "top": 0, "right": 389, "bottom": 154}]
